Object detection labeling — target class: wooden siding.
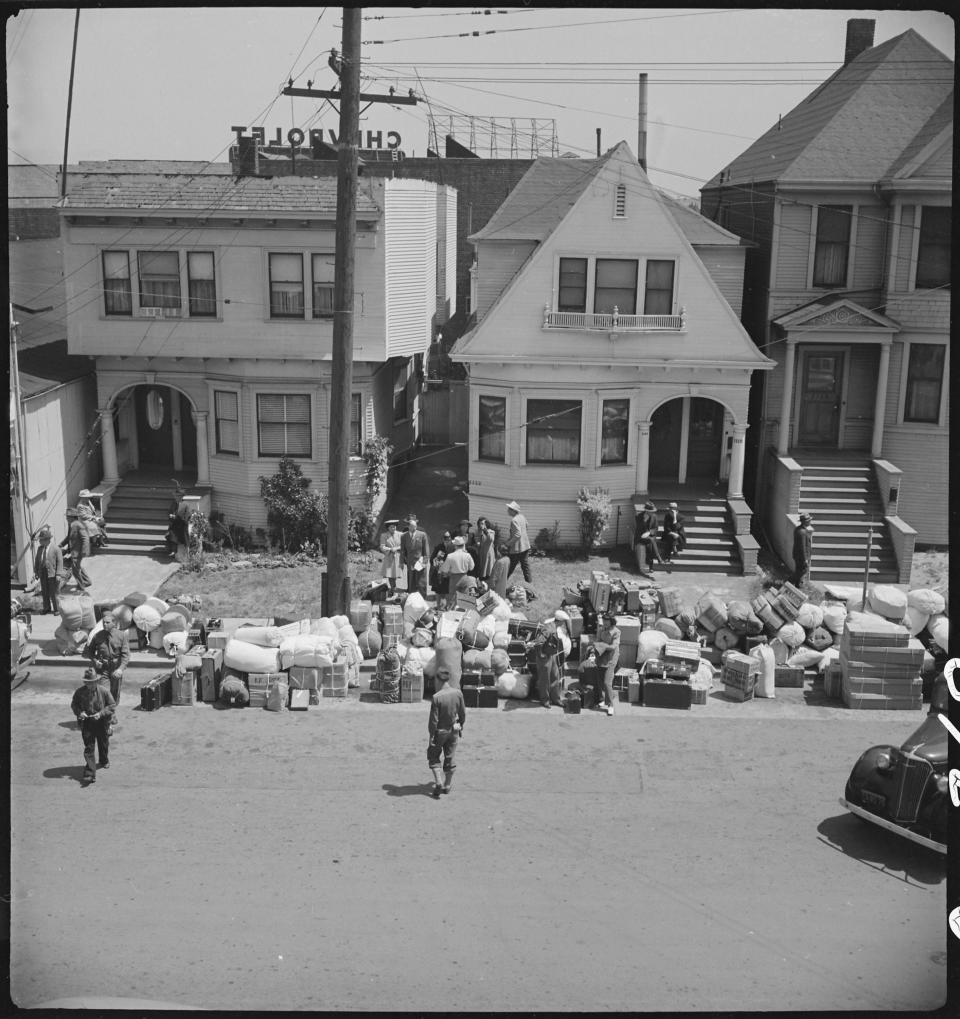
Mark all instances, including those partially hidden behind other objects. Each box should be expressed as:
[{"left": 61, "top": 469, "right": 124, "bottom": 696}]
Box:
[
  {"left": 694, "top": 246, "right": 746, "bottom": 318},
  {"left": 891, "top": 203, "right": 916, "bottom": 292},
  {"left": 850, "top": 203, "right": 886, "bottom": 290},
  {"left": 878, "top": 430, "right": 948, "bottom": 544},
  {"left": 20, "top": 375, "right": 100, "bottom": 537},
  {"left": 384, "top": 179, "right": 438, "bottom": 359},
  {"left": 474, "top": 240, "right": 537, "bottom": 321},
  {"left": 885, "top": 291, "right": 950, "bottom": 332}
]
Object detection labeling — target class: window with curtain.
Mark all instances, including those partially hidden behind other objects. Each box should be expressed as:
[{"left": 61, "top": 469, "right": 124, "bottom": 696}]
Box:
[
  {"left": 812, "top": 206, "right": 851, "bottom": 287},
  {"left": 102, "top": 250, "right": 132, "bottom": 315},
  {"left": 257, "top": 393, "right": 311, "bottom": 457},
  {"left": 478, "top": 394, "right": 506, "bottom": 462},
  {"left": 214, "top": 390, "right": 239, "bottom": 454},
  {"left": 594, "top": 259, "right": 638, "bottom": 314},
  {"left": 915, "top": 207, "right": 951, "bottom": 289},
  {"left": 311, "top": 254, "right": 335, "bottom": 318},
  {"left": 526, "top": 399, "right": 581, "bottom": 465},
  {"left": 644, "top": 260, "right": 675, "bottom": 315},
  {"left": 138, "top": 251, "right": 181, "bottom": 309},
  {"left": 601, "top": 398, "right": 629, "bottom": 464},
  {"left": 350, "top": 393, "right": 362, "bottom": 456},
  {"left": 269, "top": 253, "right": 304, "bottom": 318},
  {"left": 558, "top": 257, "right": 587, "bottom": 312},
  {"left": 904, "top": 344, "right": 945, "bottom": 423},
  {"left": 393, "top": 362, "right": 409, "bottom": 422},
  {"left": 187, "top": 251, "right": 217, "bottom": 317}
]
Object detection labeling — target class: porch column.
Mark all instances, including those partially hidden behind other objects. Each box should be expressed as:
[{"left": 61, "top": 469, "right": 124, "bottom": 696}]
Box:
[
  {"left": 777, "top": 340, "right": 796, "bottom": 455},
  {"left": 871, "top": 343, "right": 891, "bottom": 458},
  {"left": 99, "top": 405, "right": 120, "bottom": 483},
  {"left": 635, "top": 420, "right": 651, "bottom": 495},
  {"left": 192, "top": 410, "right": 211, "bottom": 487},
  {"left": 727, "top": 424, "right": 748, "bottom": 500}
]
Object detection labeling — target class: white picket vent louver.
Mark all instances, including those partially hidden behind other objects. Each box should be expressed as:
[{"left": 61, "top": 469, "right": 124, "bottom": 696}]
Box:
[{"left": 614, "top": 183, "right": 626, "bottom": 218}]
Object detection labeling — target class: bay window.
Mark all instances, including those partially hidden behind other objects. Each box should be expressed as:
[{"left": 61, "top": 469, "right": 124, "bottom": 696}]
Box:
[
  {"left": 478, "top": 395, "right": 506, "bottom": 462},
  {"left": 257, "top": 393, "right": 311, "bottom": 457},
  {"left": 526, "top": 399, "right": 581, "bottom": 465},
  {"left": 214, "top": 390, "right": 239, "bottom": 454},
  {"left": 601, "top": 399, "right": 629, "bottom": 464},
  {"left": 138, "top": 250, "right": 181, "bottom": 309},
  {"left": 915, "top": 207, "right": 951, "bottom": 289}
]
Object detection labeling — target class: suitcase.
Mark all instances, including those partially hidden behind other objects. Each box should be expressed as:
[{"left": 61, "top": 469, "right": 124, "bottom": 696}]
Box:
[
  {"left": 462, "top": 667, "right": 495, "bottom": 687},
  {"left": 289, "top": 688, "right": 310, "bottom": 710},
  {"left": 462, "top": 685, "right": 480, "bottom": 708},
  {"left": 507, "top": 618, "right": 538, "bottom": 640},
  {"left": 140, "top": 671, "right": 171, "bottom": 711},
  {"left": 477, "top": 686, "right": 498, "bottom": 708},
  {"left": 508, "top": 639, "right": 529, "bottom": 671},
  {"left": 564, "top": 605, "right": 583, "bottom": 642},
  {"left": 205, "top": 629, "right": 229, "bottom": 651},
  {"left": 623, "top": 581, "right": 643, "bottom": 613},
  {"left": 562, "top": 691, "right": 582, "bottom": 714},
  {"left": 643, "top": 678, "right": 692, "bottom": 709},
  {"left": 198, "top": 648, "right": 223, "bottom": 705},
  {"left": 171, "top": 666, "right": 197, "bottom": 706}
]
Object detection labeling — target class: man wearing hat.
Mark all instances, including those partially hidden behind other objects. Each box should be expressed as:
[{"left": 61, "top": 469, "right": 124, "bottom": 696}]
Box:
[
  {"left": 379, "top": 518, "right": 402, "bottom": 593},
  {"left": 427, "top": 667, "right": 467, "bottom": 798},
  {"left": 439, "top": 535, "right": 475, "bottom": 610},
  {"left": 67, "top": 508, "right": 92, "bottom": 590},
  {"left": 505, "top": 500, "right": 532, "bottom": 583},
  {"left": 633, "top": 501, "right": 665, "bottom": 576},
  {"left": 660, "top": 502, "right": 686, "bottom": 563},
  {"left": 33, "top": 525, "right": 69, "bottom": 614},
  {"left": 71, "top": 668, "right": 116, "bottom": 783},
  {"left": 793, "top": 512, "right": 814, "bottom": 587},
  {"left": 400, "top": 514, "right": 430, "bottom": 596},
  {"left": 86, "top": 610, "right": 130, "bottom": 729}
]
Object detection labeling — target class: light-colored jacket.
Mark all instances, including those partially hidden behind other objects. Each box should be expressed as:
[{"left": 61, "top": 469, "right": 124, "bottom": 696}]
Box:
[{"left": 508, "top": 513, "right": 530, "bottom": 554}]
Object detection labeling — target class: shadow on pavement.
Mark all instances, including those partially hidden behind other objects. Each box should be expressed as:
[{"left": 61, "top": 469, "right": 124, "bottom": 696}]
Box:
[
  {"left": 56, "top": 721, "right": 79, "bottom": 730},
  {"left": 43, "top": 764, "right": 89, "bottom": 784},
  {"left": 501, "top": 699, "right": 546, "bottom": 711},
  {"left": 817, "top": 813, "right": 945, "bottom": 886},
  {"left": 383, "top": 783, "right": 435, "bottom": 798}
]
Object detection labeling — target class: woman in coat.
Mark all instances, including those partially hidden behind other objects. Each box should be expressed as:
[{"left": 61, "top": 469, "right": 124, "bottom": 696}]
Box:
[
  {"left": 379, "top": 519, "right": 402, "bottom": 592},
  {"left": 473, "top": 517, "right": 496, "bottom": 582}
]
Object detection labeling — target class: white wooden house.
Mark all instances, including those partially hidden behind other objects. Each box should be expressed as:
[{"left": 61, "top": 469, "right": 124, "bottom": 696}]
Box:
[{"left": 450, "top": 141, "right": 773, "bottom": 573}]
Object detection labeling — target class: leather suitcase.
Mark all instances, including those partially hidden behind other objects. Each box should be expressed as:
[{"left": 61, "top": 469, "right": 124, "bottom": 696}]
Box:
[
  {"left": 462, "top": 685, "right": 480, "bottom": 708},
  {"left": 140, "top": 671, "right": 171, "bottom": 711},
  {"left": 643, "top": 678, "right": 692, "bottom": 710},
  {"left": 623, "top": 581, "right": 643, "bottom": 613},
  {"left": 564, "top": 605, "right": 583, "bottom": 642},
  {"left": 477, "top": 686, "right": 498, "bottom": 708},
  {"left": 200, "top": 648, "right": 224, "bottom": 703}
]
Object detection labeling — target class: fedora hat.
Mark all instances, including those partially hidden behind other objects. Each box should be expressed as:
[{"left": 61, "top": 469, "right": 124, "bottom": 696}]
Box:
[{"left": 505, "top": 501, "right": 521, "bottom": 513}]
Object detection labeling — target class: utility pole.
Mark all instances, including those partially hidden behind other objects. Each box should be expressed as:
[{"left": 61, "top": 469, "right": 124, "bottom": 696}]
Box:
[{"left": 282, "top": 13, "right": 418, "bottom": 616}]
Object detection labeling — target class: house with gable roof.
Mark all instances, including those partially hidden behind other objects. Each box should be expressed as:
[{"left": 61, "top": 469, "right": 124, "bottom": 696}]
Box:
[
  {"left": 450, "top": 141, "right": 774, "bottom": 573},
  {"left": 701, "top": 19, "right": 952, "bottom": 582}
]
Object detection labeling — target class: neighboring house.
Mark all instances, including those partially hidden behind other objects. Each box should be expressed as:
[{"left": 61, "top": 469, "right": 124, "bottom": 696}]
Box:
[
  {"left": 58, "top": 164, "right": 456, "bottom": 537},
  {"left": 9, "top": 165, "right": 100, "bottom": 583},
  {"left": 450, "top": 141, "right": 774, "bottom": 573},
  {"left": 700, "top": 20, "right": 952, "bottom": 583}
]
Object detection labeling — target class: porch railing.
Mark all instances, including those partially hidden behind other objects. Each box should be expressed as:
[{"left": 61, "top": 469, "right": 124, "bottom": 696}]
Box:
[{"left": 543, "top": 306, "right": 686, "bottom": 332}]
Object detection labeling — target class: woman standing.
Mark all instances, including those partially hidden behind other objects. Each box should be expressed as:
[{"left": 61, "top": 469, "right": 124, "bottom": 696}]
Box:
[
  {"left": 379, "top": 519, "right": 402, "bottom": 592},
  {"left": 474, "top": 517, "right": 496, "bottom": 582}
]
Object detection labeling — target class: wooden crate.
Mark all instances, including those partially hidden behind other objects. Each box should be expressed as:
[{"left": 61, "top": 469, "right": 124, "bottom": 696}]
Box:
[
  {"left": 774, "top": 665, "right": 805, "bottom": 688},
  {"left": 400, "top": 672, "right": 423, "bottom": 702}
]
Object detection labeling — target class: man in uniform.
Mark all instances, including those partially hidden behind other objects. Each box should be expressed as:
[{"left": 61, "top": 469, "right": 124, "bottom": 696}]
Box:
[{"left": 86, "top": 610, "right": 130, "bottom": 732}]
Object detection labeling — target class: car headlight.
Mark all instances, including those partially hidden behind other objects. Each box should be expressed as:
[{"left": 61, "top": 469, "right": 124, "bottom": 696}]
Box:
[
  {"left": 935, "top": 774, "right": 949, "bottom": 794},
  {"left": 874, "top": 751, "right": 893, "bottom": 771}
]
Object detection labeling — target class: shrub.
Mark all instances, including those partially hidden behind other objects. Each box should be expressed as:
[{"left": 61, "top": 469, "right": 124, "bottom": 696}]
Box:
[
  {"left": 348, "top": 506, "right": 377, "bottom": 552},
  {"left": 577, "top": 487, "right": 612, "bottom": 550},
  {"left": 259, "top": 457, "right": 328, "bottom": 552},
  {"left": 362, "top": 435, "right": 393, "bottom": 504},
  {"left": 533, "top": 521, "right": 561, "bottom": 556}
]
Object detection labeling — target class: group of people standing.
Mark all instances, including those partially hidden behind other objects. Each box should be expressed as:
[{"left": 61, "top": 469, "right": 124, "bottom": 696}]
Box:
[
  {"left": 378, "top": 500, "right": 534, "bottom": 606},
  {"left": 32, "top": 490, "right": 109, "bottom": 614}
]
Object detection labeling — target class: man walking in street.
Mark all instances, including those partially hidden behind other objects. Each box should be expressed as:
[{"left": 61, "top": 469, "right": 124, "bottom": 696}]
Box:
[
  {"left": 67, "top": 510, "right": 92, "bottom": 590},
  {"left": 71, "top": 668, "right": 116, "bottom": 784},
  {"left": 793, "top": 512, "right": 814, "bottom": 587},
  {"left": 86, "top": 610, "right": 130, "bottom": 733},
  {"left": 400, "top": 514, "right": 430, "bottom": 596},
  {"left": 505, "top": 500, "right": 532, "bottom": 583},
  {"left": 427, "top": 666, "right": 466, "bottom": 798},
  {"left": 33, "top": 525, "right": 69, "bottom": 614}
]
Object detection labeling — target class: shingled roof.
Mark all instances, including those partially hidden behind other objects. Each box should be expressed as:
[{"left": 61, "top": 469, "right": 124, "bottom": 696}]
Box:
[
  {"left": 704, "top": 29, "right": 953, "bottom": 187},
  {"left": 61, "top": 171, "right": 381, "bottom": 217}
]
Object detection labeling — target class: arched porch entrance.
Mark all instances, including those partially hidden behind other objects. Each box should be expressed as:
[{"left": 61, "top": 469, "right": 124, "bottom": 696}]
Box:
[{"left": 649, "top": 396, "right": 731, "bottom": 488}]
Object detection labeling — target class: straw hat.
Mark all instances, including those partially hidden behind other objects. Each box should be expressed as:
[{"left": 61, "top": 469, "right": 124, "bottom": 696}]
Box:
[{"left": 506, "top": 501, "right": 521, "bottom": 513}]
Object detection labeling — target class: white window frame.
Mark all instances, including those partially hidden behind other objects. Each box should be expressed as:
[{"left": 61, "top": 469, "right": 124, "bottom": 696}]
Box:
[
  {"left": 897, "top": 339, "right": 949, "bottom": 428},
  {"left": 266, "top": 250, "right": 306, "bottom": 320},
  {"left": 552, "top": 254, "right": 679, "bottom": 317},
  {"left": 102, "top": 247, "right": 222, "bottom": 320},
  {"left": 595, "top": 392, "right": 633, "bottom": 468},
  {"left": 254, "top": 389, "right": 315, "bottom": 459},
  {"left": 910, "top": 204, "right": 951, "bottom": 292},
  {"left": 311, "top": 252, "right": 336, "bottom": 319},
  {"left": 187, "top": 250, "right": 218, "bottom": 318},
  {"left": 212, "top": 387, "right": 242, "bottom": 457},
  {"left": 521, "top": 391, "right": 585, "bottom": 468},
  {"left": 349, "top": 390, "right": 369, "bottom": 459},
  {"left": 476, "top": 390, "right": 509, "bottom": 466},
  {"left": 807, "top": 204, "right": 856, "bottom": 290}
]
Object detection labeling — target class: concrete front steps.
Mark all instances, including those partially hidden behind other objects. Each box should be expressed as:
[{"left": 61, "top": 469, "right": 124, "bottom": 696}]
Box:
[
  {"left": 795, "top": 459, "right": 899, "bottom": 584},
  {"left": 103, "top": 479, "right": 174, "bottom": 556},
  {"left": 647, "top": 495, "right": 740, "bottom": 574}
]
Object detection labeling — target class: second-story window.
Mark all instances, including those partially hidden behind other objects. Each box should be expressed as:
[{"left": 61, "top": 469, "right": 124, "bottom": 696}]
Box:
[
  {"left": 644, "top": 260, "right": 675, "bottom": 315},
  {"left": 312, "top": 254, "right": 335, "bottom": 318},
  {"left": 269, "top": 253, "right": 304, "bottom": 318},
  {"left": 915, "top": 206, "right": 951, "bottom": 290},
  {"left": 187, "top": 252, "right": 217, "bottom": 317},
  {"left": 812, "top": 205, "right": 851, "bottom": 288},
  {"left": 594, "top": 259, "right": 638, "bottom": 315},
  {"left": 102, "top": 250, "right": 132, "bottom": 315},
  {"left": 138, "top": 251, "right": 181, "bottom": 309},
  {"left": 558, "top": 258, "right": 587, "bottom": 312},
  {"left": 350, "top": 393, "right": 363, "bottom": 456}
]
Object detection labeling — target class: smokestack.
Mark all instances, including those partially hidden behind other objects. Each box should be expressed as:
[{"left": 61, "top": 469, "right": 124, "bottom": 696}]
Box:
[
  {"left": 596, "top": 128, "right": 601, "bottom": 157},
  {"left": 637, "top": 73, "right": 648, "bottom": 173},
  {"left": 844, "top": 19, "right": 875, "bottom": 65}
]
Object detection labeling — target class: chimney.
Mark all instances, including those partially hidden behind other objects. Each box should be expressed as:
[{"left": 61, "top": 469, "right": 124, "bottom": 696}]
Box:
[
  {"left": 637, "top": 73, "right": 648, "bottom": 173},
  {"left": 844, "top": 19, "right": 875, "bottom": 65}
]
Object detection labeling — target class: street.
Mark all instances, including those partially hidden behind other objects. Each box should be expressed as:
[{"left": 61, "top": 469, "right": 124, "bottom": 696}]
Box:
[{"left": 10, "top": 674, "right": 947, "bottom": 1012}]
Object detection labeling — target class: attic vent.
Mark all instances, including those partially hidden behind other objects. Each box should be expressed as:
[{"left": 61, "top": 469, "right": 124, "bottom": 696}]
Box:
[{"left": 614, "top": 184, "right": 626, "bottom": 219}]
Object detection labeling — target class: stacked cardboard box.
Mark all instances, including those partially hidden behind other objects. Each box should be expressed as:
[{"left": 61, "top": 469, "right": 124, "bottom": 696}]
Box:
[{"left": 840, "top": 616, "right": 923, "bottom": 710}]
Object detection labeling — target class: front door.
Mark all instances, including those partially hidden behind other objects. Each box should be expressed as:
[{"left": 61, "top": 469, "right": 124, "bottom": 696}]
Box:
[
  {"left": 649, "top": 400, "right": 682, "bottom": 478},
  {"left": 798, "top": 350, "right": 844, "bottom": 447},
  {"left": 135, "top": 386, "right": 173, "bottom": 468},
  {"left": 686, "top": 398, "right": 724, "bottom": 479}
]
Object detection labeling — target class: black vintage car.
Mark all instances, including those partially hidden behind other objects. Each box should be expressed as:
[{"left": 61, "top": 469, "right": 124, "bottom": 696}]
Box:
[{"left": 840, "top": 673, "right": 949, "bottom": 855}]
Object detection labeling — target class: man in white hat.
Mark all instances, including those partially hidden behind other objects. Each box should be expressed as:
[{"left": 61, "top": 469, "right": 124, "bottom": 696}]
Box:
[
  {"left": 505, "top": 500, "right": 532, "bottom": 583},
  {"left": 439, "top": 535, "right": 474, "bottom": 610},
  {"left": 71, "top": 667, "right": 116, "bottom": 783}
]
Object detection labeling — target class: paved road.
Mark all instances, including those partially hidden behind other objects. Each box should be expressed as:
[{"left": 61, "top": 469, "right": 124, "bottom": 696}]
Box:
[{"left": 10, "top": 679, "right": 947, "bottom": 1012}]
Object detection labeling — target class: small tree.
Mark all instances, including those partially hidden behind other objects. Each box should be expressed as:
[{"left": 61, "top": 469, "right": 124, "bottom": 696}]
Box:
[
  {"left": 577, "top": 487, "right": 613, "bottom": 550},
  {"left": 259, "top": 457, "right": 328, "bottom": 552}
]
